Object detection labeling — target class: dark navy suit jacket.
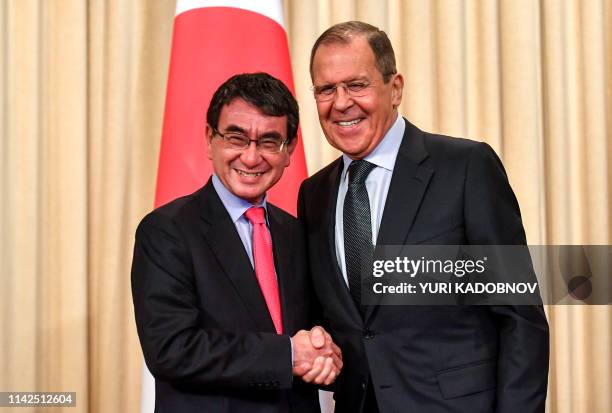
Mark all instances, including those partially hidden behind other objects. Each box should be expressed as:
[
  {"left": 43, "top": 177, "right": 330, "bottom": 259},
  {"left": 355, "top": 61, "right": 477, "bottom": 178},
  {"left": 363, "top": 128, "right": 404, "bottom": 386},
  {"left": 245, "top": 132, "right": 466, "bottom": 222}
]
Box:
[
  {"left": 298, "top": 118, "right": 549, "bottom": 413},
  {"left": 132, "top": 180, "right": 320, "bottom": 413}
]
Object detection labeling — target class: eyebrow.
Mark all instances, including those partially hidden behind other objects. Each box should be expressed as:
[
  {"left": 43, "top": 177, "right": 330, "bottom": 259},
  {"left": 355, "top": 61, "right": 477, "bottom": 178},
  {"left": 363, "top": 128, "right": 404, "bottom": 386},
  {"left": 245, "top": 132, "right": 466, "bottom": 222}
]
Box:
[
  {"left": 258, "top": 132, "right": 283, "bottom": 140},
  {"left": 316, "top": 76, "right": 369, "bottom": 87},
  {"left": 221, "top": 124, "right": 283, "bottom": 140},
  {"left": 223, "top": 124, "right": 246, "bottom": 134}
]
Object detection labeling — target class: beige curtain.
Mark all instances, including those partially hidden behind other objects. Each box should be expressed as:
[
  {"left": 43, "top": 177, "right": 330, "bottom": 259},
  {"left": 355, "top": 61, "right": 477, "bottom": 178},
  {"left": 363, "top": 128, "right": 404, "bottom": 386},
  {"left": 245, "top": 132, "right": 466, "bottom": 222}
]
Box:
[
  {"left": 1, "top": 0, "right": 610, "bottom": 412},
  {"left": 1, "top": 0, "right": 174, "bottom": 412}
]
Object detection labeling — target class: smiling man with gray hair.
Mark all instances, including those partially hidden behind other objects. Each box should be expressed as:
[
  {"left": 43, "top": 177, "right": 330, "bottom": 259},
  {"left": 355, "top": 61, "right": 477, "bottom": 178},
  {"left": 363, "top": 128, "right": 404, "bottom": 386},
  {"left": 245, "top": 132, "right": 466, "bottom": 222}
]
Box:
[{"left": 298, "top": 21, "right": 549, "bottom": 413}]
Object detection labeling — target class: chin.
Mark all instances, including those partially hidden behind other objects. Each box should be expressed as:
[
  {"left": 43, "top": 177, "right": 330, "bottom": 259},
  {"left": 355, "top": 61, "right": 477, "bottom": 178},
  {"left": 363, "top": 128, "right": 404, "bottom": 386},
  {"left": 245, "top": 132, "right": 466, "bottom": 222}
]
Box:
[
  {"left": 246, "top": 188, "right": 271, "bottom": 203},
  {"left": 336, "top": 142, "right": 368, "bottom": 157}
]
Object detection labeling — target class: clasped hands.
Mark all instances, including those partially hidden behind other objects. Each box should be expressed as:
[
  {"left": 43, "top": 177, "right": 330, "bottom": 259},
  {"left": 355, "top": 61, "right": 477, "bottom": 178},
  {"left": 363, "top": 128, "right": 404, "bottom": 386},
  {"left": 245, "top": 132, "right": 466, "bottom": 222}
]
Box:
[{"left": 291, "top": 326, "right": 342, "bottom": 385}]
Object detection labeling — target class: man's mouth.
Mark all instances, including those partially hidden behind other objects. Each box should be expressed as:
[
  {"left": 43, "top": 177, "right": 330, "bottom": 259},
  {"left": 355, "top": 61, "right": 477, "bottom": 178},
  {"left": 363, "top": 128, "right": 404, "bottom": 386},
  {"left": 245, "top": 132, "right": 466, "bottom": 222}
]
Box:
[
  {"left": 235, "top": 169, "right": 265, "bottom": 177},
  {"left": 335, "top": 118, "right": 362, "bottom": 127}
]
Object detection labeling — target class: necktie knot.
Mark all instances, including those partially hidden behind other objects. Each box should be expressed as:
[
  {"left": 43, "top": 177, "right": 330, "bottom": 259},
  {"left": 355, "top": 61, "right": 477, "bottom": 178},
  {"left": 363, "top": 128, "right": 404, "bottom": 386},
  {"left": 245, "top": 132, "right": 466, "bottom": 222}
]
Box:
[
  {"left": 348, "top": 160, "right": 376, "bottom": 185},
  {"left": 245, "top": 207, "right": 266, "bottom": 225}
]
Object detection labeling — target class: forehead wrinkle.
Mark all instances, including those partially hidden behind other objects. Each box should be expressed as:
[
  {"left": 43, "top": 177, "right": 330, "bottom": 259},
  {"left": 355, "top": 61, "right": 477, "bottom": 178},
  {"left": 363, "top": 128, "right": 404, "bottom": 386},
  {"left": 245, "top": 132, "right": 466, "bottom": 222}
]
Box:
[{"left": 312, "top": 41, "right": 380, "bottom": 84}]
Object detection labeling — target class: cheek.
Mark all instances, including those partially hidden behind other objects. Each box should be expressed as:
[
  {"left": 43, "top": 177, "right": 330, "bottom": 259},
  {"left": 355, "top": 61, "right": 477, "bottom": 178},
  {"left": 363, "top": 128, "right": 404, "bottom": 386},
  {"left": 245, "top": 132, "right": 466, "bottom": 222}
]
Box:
[
  {"left": 359, "top": 97, "right": 378, "bottom": 115},
  {"left": 266, "top": 155, "right": 290, "bottom": 175},
  {"left": 213, "top": 150, "right": 237, "bottom": 170},
  {"left": 316, "top": 102, "right": 331, "bottom": 118}
]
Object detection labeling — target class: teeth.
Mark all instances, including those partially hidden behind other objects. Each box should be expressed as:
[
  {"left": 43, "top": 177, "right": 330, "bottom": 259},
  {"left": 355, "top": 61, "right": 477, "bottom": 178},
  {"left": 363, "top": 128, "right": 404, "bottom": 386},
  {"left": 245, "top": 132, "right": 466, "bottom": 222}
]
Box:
[
  {"left": 236, "top": 169, "right": 264, "bottom": 177},
  {"left": 337, "top": 119, "right": 361, "bottom": 126}
]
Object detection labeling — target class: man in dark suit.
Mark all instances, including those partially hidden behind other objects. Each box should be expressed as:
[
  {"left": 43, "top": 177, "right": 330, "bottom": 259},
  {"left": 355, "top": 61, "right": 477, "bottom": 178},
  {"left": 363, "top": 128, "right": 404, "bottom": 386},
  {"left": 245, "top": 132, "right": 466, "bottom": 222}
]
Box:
[
  {"left": 298, "top": 21, "right": 549, "bottom": 413},
  {"left": 132, "top": 73, "right": 342, "bottom": 413}
]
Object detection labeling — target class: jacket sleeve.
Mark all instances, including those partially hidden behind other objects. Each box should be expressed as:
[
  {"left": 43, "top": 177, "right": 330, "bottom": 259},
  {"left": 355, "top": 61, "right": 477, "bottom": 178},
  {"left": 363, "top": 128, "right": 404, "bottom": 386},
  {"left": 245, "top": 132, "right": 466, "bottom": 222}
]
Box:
[
  {"left": 297, "top": 182, "right": 339, "bottom": 393},
  {"left": 464, "top": 142, "right": 549, "bottom": 413},
  {"left": 131, "top": 211, "right": 293, "bottom": 390}
]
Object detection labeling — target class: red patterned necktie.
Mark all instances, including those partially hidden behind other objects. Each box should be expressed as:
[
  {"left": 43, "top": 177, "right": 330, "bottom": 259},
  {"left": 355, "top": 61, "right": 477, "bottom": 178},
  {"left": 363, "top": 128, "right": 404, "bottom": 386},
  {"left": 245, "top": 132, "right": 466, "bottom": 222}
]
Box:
[{"left": 244, "top": 207, "right": 283, "bottom": 334}]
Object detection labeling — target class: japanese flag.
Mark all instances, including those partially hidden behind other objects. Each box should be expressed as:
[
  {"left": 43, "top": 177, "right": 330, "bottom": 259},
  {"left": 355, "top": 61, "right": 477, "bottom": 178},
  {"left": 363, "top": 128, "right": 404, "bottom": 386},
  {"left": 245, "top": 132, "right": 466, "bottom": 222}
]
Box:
[{"left": 154, "top": 0, "right": 308, "bottom": 213}]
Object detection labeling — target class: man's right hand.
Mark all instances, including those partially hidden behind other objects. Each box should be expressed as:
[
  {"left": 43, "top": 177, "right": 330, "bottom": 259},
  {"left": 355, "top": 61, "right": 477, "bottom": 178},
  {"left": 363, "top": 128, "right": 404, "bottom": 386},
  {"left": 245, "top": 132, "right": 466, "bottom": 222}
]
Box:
[{"left": 291, "top": 326, "right": 342, "bottom": 385}]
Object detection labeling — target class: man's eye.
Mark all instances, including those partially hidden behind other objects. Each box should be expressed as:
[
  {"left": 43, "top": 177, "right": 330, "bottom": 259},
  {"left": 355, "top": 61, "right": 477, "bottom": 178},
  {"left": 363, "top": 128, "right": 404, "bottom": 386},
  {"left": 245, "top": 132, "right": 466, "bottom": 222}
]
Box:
[
  {"left": 226, "top": 134, "right": 249, "bottom": 146},
  {"left": 347, "top": 82, "right": 367, "bottom": 92},
  {"left": 259, "top": 138, "right": 282, "bottom": 150},
  {"left": 318, "top": 86, "right": 336, "bottom": 95}
]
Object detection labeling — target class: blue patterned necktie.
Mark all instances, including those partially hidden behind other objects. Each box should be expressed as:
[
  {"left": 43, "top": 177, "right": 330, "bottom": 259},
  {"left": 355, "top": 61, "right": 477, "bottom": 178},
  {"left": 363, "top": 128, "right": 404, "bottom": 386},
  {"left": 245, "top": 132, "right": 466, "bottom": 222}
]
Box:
[{"left": 343, "top": 160, "right": 376, "bottom": 313}]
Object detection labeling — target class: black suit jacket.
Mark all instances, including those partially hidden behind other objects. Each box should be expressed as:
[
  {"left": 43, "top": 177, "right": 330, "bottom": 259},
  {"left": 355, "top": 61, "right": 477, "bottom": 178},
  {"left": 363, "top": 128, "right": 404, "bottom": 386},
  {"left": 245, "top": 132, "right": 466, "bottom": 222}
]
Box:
[
  {"left": 298, "top": 119, "right": 549, "bottom": 413},
  {"left": 132, "top": 179, "right": 320, "bottom": 413}
]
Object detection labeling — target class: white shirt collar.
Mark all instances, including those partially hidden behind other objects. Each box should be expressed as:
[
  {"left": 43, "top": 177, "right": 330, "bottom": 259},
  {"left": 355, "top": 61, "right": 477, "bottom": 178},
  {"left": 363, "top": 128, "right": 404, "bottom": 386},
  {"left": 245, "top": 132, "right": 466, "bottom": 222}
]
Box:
[
  {"left": 212, "top": 174, "right": 267, "bottom": 224},
  {"left": 341, "top": 114, "right": 405, "bottom": 177}
]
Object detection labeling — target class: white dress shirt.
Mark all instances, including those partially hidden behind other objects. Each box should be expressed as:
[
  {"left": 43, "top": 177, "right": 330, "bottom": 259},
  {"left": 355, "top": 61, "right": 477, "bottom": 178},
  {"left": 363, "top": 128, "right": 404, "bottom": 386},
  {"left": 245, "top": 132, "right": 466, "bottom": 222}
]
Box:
[
  {"left": 212, "top": 174, "right": 269, "bottom": 268},
  {"left": 335, "top": 114, "right": 405, "bottom": 286}
]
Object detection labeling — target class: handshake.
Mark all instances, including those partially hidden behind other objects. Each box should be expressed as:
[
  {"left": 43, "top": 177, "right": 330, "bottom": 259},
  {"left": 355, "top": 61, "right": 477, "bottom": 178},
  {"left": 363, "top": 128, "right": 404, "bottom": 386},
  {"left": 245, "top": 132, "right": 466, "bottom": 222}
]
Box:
[{"left": 291, "top": 326, "right": 343, "bottom": 385}]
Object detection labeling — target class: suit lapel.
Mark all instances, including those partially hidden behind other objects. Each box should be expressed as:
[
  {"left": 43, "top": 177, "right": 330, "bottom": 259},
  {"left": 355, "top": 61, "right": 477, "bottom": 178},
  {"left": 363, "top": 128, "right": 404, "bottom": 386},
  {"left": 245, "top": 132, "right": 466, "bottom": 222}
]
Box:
[
  {"left": 199, "top": 180, "right": 277, "bottom": 333},
  {"left": 364, "top": 119, "right": 434, "bottom": 322},
  {"left": 377, "top": 119, "right": 433, "bottom": 245}
]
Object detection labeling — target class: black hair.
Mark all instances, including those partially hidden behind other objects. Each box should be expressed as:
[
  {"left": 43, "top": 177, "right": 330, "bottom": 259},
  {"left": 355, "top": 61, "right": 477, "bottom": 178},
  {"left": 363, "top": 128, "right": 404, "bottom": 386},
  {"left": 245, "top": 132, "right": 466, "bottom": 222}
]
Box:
[{"left": 207, "top": 72, "right": 299, "bottom": 143}]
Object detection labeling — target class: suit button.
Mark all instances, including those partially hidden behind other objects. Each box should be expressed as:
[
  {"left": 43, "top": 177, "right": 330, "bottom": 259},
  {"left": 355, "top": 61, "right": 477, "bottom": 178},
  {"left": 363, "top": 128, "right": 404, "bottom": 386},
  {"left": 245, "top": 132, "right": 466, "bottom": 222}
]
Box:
[
  {"left": 361, "top": 382, "right": 367, "bottom": 390},
  {"left": 363, "top": 329, "right": 375, "bottom": 339}
]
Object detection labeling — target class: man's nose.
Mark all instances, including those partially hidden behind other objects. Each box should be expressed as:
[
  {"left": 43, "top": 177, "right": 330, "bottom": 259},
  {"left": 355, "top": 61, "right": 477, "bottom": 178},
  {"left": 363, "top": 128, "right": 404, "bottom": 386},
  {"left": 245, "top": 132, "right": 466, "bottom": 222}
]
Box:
[
  {"left": 332, "top": 86, "right": 354, "bottom": 111},
  {"left": 240, "top": 141, "right": 263, "bottom": 166}
]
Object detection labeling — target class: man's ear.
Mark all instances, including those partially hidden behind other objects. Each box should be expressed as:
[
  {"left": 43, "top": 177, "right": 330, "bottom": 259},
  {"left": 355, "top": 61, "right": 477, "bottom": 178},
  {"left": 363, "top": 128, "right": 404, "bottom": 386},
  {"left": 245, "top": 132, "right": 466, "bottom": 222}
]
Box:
[
  {"left": 283, "top": 137, "right": 298, "bottom": 167},
  {"left": 391, "top": 73, "right": 404, "bottom": 108},
  {"left": 205, "top": 124, "right": 214, "bottom": 160}
]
